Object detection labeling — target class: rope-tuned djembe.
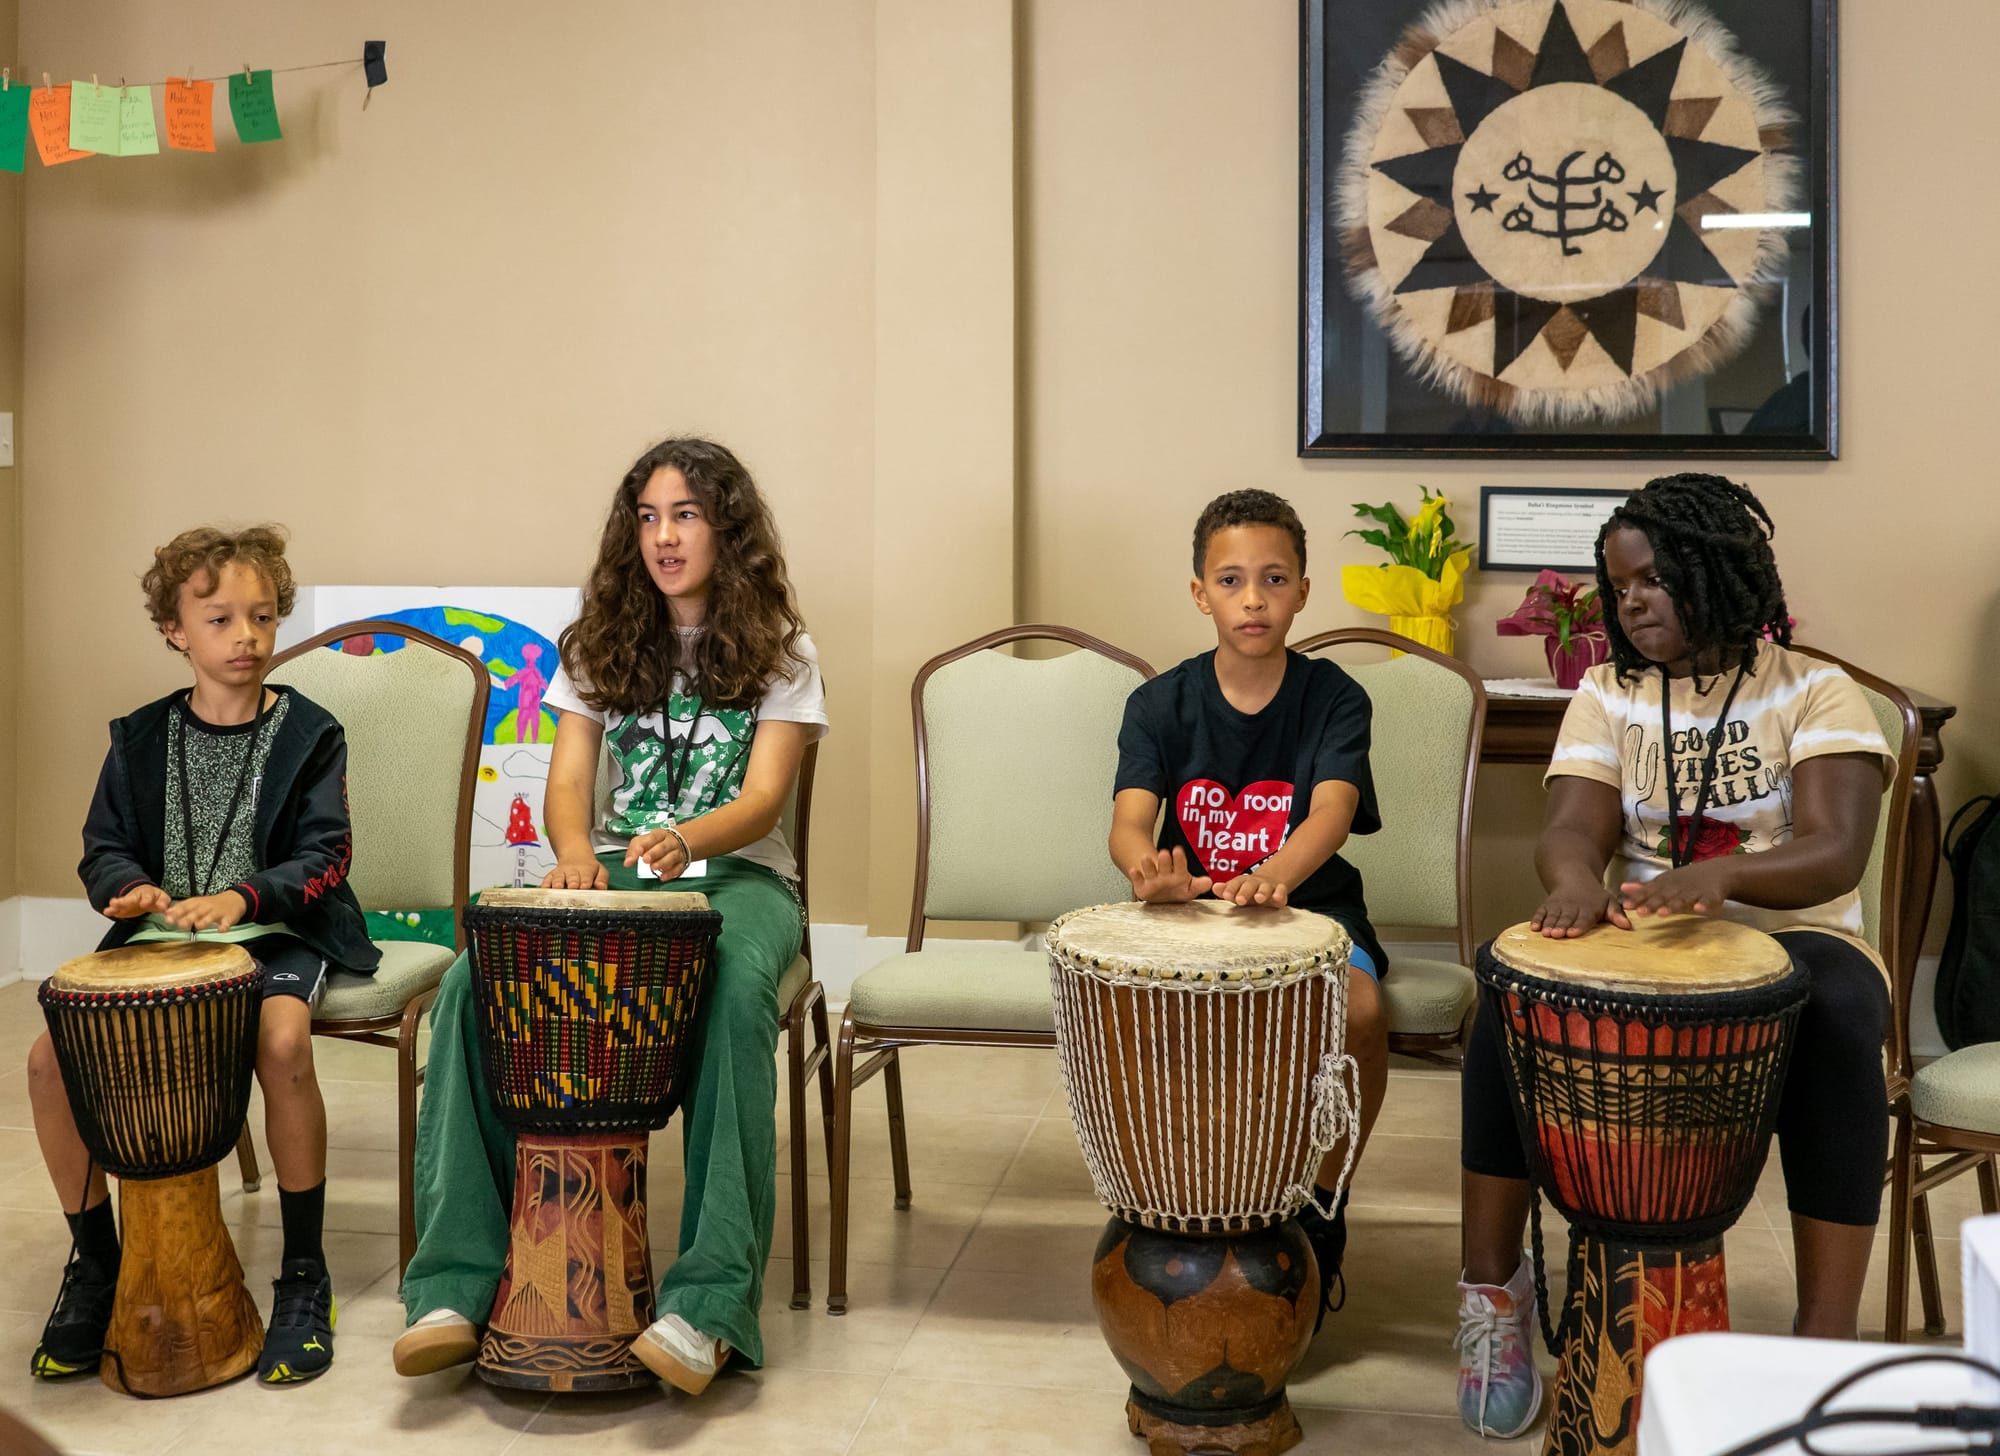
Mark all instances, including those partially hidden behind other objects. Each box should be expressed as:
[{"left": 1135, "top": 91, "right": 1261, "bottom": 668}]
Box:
[
  {"left": 465, "top": 888, "right": 719, "bottom": 1392},
  {"left": 39, "top": 942, "right": 265, "bottom": 1396},
  {"left": 1478, "top": 917, "right": 1808, "bottom": 1456},
  {"left": 1049, "top": 901, "right": 1362, "bottom": 1456}
]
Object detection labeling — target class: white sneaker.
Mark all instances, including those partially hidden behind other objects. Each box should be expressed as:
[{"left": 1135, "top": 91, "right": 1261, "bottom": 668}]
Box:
[
  {"left": 392, "top": 1307, "right": 479, "bottom": 1377},
  {"left": 1455, "top": 1257, "right": 1543, "bottom": 1438},
  {"left": 632, "top": 1311, "right": 730, "bottom": 1394}
]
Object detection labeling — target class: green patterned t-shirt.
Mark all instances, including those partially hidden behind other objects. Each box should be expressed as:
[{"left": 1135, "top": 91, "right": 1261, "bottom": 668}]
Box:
[{"left": 543, "top": 627, "right": 828, "bottom": 882}]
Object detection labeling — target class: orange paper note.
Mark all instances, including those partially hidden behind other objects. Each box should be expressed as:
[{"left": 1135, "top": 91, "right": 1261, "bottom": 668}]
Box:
[
  {"left": 29, "top": 85, "right": 91, "bottom": 165},
  {"left": 163, "top": 77, "right": 214, "bottom": 152}
]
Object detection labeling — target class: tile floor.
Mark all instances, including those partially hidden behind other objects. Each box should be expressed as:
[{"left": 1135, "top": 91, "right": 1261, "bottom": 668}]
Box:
[{"left": 0, "top": 978, "right": 1968, "bottom": 1455}]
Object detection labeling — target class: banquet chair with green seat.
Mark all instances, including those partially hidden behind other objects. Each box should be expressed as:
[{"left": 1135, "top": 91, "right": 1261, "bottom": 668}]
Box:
[
  {"left": 1294, "top": 628, "right": 1487, "bottom": 1060},
  {"left": 1773, "top": 650, "right": 1925, "bottom": 1341},
  {"left": 234, "top": 618, "right": 487, "bottom": 1274},
  {"left": 826, "top": 625, "right": 1153, "bottom": 1314}
]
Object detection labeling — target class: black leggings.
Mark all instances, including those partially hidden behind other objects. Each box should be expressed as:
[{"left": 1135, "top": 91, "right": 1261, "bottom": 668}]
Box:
[{"left": 1460, "top": 929, "right": 1891, "bottom": 1227}]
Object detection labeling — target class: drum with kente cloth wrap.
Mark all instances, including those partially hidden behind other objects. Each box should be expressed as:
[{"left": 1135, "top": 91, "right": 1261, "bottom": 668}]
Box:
[
  {"left": 465, "top": 888, "right": 719, "bottom": 1392},
  {"left": 39, "top": 941, "right": 266, "bottom": 1396},
  {"left": 1049, "top": 901, "right": 1361, "bottom": 1456},
  {"left": 1480, "top": 915, "right": 1807, "bottom": 1456}
]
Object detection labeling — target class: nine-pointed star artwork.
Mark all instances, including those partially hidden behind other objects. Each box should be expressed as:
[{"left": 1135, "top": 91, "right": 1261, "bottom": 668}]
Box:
[{"left": 1363, "top": 0, "right": 1768, "bottom": 385}]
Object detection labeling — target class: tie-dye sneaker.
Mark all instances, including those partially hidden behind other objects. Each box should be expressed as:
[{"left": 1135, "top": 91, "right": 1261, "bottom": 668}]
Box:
[{"left": 1455, "top": 1258, "right": 1542, "bottom": 1438}]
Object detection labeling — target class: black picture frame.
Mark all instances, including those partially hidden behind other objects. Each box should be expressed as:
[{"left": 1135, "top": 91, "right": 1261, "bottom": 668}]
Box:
[
  {"left": 1299, "top": 0, "right": 1837, "bottom": 459},
  {"left": 1478, "top": 486, "right": 1631, "bottom": 572}
]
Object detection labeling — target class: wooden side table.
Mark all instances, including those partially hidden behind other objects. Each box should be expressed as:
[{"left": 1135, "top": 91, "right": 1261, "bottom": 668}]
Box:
[{"left": 1478, "top": 690, "right": 1958, "bottom": 996}]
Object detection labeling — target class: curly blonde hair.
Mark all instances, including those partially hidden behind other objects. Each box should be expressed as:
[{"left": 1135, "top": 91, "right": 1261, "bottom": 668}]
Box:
[
  {"left": 142, "top": 525, "right": 297, "bottom": 650},
  {"left": 560, "top": 438, "right": 805, "bottom": 713}
]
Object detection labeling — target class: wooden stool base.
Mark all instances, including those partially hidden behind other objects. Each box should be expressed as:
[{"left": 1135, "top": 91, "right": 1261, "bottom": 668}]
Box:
[
  {"left": 1125, "top": 1393, "right": 1303, "bottom": 1456},
  {"left": 101, "top": 1165, "right": 263, "bottom": 1397},
  {"left": 476, "top": 1131, "right": 659, "bottom": 1393},
  {"left": 1545, "top": 1233, "right": 1729, "bottom": 1456}
]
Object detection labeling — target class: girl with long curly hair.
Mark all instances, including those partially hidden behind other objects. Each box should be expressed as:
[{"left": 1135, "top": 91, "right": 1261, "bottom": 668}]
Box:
[{"left": 394, "top": 438, "right": 827, "bottom": 1394}]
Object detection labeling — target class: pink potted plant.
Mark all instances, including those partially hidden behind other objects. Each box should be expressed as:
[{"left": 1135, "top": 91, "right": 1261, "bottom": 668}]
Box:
[{"left": 1496, "top": 570, "right": 1609, "bottom": 689}]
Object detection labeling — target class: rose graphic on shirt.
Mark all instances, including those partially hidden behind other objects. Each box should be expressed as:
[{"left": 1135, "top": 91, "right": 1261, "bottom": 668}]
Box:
[
  {"left": 1658, "top": 819, "right": 1746, "bottom": 863},
  {"left": 1175, "top": 778, "right": 1295, "bottom": 880}
]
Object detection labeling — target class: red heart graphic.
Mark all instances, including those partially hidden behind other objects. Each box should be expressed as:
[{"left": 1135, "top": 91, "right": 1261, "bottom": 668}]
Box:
[{"left": 1175, "top": 778, "right": 1295, "bottom": 880}]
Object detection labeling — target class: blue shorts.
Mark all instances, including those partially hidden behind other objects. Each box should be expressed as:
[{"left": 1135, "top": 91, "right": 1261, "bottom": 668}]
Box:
[{"left": 1347, "top": 945, "right": 1379, "bottom": 981}]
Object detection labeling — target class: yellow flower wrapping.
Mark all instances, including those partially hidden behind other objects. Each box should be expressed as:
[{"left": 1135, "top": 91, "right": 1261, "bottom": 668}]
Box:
[{"left": 1340, "top": 550, "right": 1471, "bottom": 656}]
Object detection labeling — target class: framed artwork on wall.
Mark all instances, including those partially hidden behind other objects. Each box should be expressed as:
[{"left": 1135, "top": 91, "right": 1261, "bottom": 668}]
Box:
[{"left": 1300, "top": 0, "right": 1836, "bottom": 459}]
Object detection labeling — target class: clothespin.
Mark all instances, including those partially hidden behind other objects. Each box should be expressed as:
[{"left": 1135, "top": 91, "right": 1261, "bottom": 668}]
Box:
[
  {"left": 3, "top": 69, "right": 10, "bottom": 92},
  {"left": 42, "top": 73, "right": 51, "bottom": 91},
  {"left": 362, "top": 40, "right": 386, "bottom": 110},
  {"left": 243, "top": 63, "right": 253, "bottom": 86},
  {"left": 91, "top": 74, "right": 98, "bottom": 93}
]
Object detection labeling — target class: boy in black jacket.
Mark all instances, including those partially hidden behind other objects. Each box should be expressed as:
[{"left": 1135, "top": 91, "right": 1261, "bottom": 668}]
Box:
[{"left": 26, "top": 526, "right": 378, "bottom": 1386}]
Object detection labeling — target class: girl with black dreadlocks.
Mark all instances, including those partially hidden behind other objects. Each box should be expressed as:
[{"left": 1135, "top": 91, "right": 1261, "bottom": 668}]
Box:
[{"left": 1451, "top": 474, "right": 1897, "bottom": 1440}]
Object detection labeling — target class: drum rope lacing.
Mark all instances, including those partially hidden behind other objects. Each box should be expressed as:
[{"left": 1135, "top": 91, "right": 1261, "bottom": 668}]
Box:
[{"left": 1047, "top": 908, "right": 1363, "bottom": 1234}]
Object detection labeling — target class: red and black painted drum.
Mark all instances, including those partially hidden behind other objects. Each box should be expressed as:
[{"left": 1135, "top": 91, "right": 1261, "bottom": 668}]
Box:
[
  {"left": 1479, "top": 916, "right": 1808, "bottom": 1456},
  {"left": 40, "top": 942, "right": 265, "bottom": 1397},
  {"left": 465, "top": 888, "right": 719, "bottom": 1393},
  {"left": 1049, "top": 902, "right": 1362, "bottom": 1456}
]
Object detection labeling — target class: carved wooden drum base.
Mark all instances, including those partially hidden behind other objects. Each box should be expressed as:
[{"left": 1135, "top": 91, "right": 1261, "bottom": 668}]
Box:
[
  {"left": 1544, "top": 1234, "right": 1729, "bottom": 1456},
  {"left": 1092, "top": 1217, "right": 1317, "bottom": 1456},
  {"left": 103, "top": 1166, "right": 264, "bottom": 1397},
  {"left": 477, "top": 1131, "right": 659, "bottom": 1392}
]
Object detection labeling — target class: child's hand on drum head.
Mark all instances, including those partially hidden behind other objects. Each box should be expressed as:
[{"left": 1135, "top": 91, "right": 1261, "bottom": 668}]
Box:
[
  {"left": 103, "top": 884, "right": 171, "bottom": 919},
  {"left": 162, "top": 890, "right": 248, "bottom": 932},
  {"left": 542, "top": 859, "right": 610, "bottom": 891},
  {"left": 1214, "top": 871, "right": 1289, "bottom": 908},
  {"left": 1618, "top": 860, "right": 1733, "bottom": 920},
  {"left": 1530, "top": 881, "right": 1632, "bottom": 937},
  {"left": 1126, "top": 847, "right": 1214, "bottom": 904}
]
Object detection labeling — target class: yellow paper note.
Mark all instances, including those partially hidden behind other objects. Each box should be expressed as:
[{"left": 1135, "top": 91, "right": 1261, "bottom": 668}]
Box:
[
  {"left": 164, "top": 78, "right": 214, "bottom": 152},
  {"left": 29, "top": 85, "right": 91, "bottom": 165}
]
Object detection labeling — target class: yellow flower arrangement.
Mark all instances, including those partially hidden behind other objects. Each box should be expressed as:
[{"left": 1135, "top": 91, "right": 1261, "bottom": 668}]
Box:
[{"left": 1339, "top": 487, "right": 1475, "bottom": 655}]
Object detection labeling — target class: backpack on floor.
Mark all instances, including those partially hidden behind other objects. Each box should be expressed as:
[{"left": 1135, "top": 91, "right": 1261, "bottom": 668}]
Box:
[{"left": 1936, "top": 794, "right": 2000, "bottom": 1050}]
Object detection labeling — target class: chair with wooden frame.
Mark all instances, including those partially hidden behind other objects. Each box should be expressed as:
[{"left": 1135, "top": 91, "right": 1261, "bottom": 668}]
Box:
[
  {"left": 1784, "top": 650, "right": 1979, "bottom": 1341},
  {"left": 775, "top": 741, "right": 837, "bottom": 1309},
  {"left": 233, "top": 619, "right": 487, "bottom": 1274},
  {"left": 1293, "top": 628, "right": 1487, "bottom": 1060},
  {"left": 825, "top": 625, "right": 1153, "bottom": 1314}
]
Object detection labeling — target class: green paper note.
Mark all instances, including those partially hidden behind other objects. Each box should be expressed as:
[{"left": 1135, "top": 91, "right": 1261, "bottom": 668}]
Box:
[
  {"left": 0, "top": 86, "right": 29, "bottom": 174},
  {"left": 68, "top": 81, "right": 123, "bottom": 155},
  {"left": 228, "top": 69, "right": 282, "bottom": 144},
  {"left": 118, "top": 85, "right": 158, "bottom": 156}
]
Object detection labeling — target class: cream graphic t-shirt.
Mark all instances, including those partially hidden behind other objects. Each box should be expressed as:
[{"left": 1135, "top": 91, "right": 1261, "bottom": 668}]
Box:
[{"left": 1547, "top": 642, "right": 1897, "bottom": 977}]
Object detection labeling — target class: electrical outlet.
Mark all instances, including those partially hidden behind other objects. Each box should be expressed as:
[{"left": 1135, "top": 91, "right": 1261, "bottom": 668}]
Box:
[{"left": 0, "top": 413, "right": 12, "bottom": 467}]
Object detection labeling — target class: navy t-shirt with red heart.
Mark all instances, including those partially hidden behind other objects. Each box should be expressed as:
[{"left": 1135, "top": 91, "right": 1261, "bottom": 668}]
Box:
[{"left": 1114, "top": 649, "right": 1387, "bottom": 976}]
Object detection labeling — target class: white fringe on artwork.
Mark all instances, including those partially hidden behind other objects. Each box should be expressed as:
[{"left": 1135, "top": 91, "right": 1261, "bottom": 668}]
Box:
[{"left": 1334, "top": 0, "right": 1805, "bottom": 428}]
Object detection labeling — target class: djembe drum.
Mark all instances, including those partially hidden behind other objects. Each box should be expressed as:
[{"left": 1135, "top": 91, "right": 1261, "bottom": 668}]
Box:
[
  {"left": 38, "top": 942, "right": 265, "bottom": 1397},
  {"left": 1048, "top": 901, "right": 1361, "bottom": 1456},
  {"left": 1478, "top": 917, "right": 1809, "bottom": 1456},
  {"left": 465, "top": 888, "right": 720, "bottom": 1392}
]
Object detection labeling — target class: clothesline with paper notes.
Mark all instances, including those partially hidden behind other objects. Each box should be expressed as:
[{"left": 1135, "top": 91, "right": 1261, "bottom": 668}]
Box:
[{"left": 0, "top": 41, "right": 385, "bottom": 173}]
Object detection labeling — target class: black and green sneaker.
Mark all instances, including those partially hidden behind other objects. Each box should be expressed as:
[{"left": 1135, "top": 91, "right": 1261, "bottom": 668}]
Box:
[
  {"left": 258, "top": 1261, "right": 336, "bottom": 1384},
  {"left": 31, "top": 1252, "right": 118, "bottom": 1379},
  {"left": 1295, "top": 1190, "right": 1349, "bottom": 1335}
]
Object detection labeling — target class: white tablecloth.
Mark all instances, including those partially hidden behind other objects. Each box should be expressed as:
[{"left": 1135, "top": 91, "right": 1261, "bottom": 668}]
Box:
[{"left": 1640, "top": 1332, "right": 1989, "bottom": 1455}]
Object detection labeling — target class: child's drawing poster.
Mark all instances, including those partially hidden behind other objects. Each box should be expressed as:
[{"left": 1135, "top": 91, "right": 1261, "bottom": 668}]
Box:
[{"left": 284, "top": 587, "right": 580, "bottom": 918}]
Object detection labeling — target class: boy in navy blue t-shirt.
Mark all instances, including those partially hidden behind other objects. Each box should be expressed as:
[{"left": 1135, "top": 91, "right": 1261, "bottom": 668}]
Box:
[{"left": 1107, "top": 488, "right": 1387, "bottom": 1330}]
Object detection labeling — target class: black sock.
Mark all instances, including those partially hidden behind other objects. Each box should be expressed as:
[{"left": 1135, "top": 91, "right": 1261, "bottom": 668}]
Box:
[
  {"left": 279, "top": 1181, "right": 326, "bottom": 1272},
  {"left": 66, "top": 1198, "right": 119, "bottom": 1275}
]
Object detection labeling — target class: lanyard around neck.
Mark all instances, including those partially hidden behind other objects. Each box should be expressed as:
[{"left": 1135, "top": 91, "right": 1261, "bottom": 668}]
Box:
[
  {"left": 1660, "top": 659, "right": 1750, "bottom": 870},
  {"left": 179, "top": 691, "right": 274, "bottom": 899}
]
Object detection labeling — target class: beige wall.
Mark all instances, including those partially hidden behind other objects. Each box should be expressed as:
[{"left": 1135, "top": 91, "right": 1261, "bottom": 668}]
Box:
[
  {"left": 10, "top": 2, "right": 1998, "bottom": 950},
  {"left": 0, "top": 0, "right": 21, "bottom": 901},
  {"left": 14, "top": 1, "right": 878, "bottom": 918},
  {"left": 1021, "top": 0, "right": 2000, "bottom": 946}
]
